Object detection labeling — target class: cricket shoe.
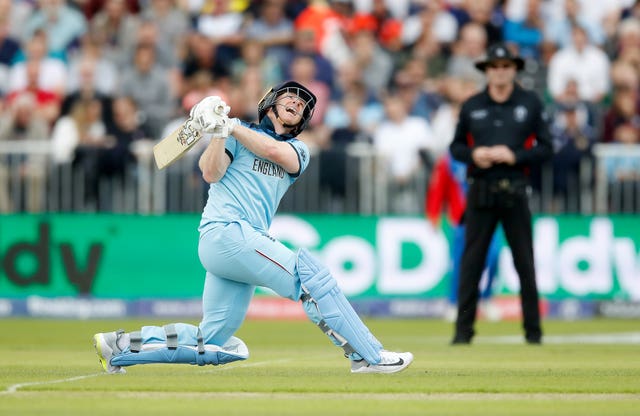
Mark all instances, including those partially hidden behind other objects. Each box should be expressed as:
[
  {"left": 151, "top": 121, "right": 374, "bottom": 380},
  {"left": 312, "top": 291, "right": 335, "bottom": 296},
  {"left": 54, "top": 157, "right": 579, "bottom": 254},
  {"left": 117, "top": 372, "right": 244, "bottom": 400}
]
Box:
[
  {"left": 350, "top": 350, "right": 413, "bottom": 374},
  {"left": 93, "top": 331, "right": 126, "bottom": 374}
]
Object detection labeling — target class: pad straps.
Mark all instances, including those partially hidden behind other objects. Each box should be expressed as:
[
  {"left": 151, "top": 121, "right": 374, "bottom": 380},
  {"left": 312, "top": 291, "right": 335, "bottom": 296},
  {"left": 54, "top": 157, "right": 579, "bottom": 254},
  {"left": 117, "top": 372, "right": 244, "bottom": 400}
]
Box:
[
  {"left": 130, "top": 330, "right": 142, "bottom": 353},
  {"left": 164, "top": 324, "right": 178, "bottom": 349},
  {"left": 129, "top": 325, "right": 205, "bottom": 353},
  {"left": 196, "top": 328, "right": 205, "bottom": 354}
]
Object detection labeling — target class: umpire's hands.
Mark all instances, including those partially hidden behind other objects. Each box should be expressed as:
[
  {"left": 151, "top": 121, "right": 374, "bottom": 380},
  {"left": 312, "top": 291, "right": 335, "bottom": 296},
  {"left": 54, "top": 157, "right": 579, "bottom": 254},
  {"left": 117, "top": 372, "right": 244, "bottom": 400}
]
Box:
[
  {"left": 190, "top": 96, "right": 231, "bottom": 134},
  {"left": 472, "top": 146, "right": 494, "bottom": 169},
  {"left": 490, "top": 145, "right": 516, "bottom": 165}
]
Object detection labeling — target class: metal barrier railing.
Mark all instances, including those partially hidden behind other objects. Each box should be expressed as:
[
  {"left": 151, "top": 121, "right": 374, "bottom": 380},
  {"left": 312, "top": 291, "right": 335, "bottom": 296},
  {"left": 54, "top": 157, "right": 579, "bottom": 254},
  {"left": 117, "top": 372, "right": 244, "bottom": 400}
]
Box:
[
  {"left": 593, "top": 143, "right": 640, "bottom": 214},
  {"left": 1, "top": 140, "right": 639, "bottom": 215}
]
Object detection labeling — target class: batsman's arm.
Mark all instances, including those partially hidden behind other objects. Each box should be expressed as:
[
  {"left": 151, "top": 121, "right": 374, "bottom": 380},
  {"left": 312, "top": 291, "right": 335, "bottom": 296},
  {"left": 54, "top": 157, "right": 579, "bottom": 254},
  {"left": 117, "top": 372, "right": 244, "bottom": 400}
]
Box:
[
  {"left": 229, "top": 123, "right": 300, "bottom": 174},
  {"left": 199, "top": 134, "right": 230, "bottom": 183}
]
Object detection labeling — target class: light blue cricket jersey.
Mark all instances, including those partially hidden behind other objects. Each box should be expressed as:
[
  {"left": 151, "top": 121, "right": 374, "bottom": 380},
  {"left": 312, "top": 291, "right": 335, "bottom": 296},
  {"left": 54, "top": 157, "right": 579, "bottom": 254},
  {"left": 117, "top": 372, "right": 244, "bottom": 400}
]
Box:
[{"left": 199, "top": 118, "right": 310, "bottom": 234}]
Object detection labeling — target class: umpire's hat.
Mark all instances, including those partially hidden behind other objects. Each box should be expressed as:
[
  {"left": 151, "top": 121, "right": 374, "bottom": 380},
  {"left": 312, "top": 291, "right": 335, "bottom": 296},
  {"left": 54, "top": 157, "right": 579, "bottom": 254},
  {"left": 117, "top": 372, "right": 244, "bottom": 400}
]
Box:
[{"left": 475, "top": 43, "right": 525, "bottom": 72}]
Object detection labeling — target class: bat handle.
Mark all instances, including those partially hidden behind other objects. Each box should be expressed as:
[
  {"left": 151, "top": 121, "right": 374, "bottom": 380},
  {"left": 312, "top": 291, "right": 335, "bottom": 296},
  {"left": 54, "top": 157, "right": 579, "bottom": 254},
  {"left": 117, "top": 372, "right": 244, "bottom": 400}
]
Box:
[{"left": 214, "top": 104, "right": 226, "bottom": 115}]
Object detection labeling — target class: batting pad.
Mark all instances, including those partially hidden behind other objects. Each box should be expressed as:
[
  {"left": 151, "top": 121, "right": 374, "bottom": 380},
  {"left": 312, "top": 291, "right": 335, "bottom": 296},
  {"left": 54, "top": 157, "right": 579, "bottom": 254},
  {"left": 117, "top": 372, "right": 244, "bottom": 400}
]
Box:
[
  {"left": 297, "top": 248, "right": 383, "bottom": 364},
  {"left": 111, "top": 336, "right": 249, "bottom": 367}
]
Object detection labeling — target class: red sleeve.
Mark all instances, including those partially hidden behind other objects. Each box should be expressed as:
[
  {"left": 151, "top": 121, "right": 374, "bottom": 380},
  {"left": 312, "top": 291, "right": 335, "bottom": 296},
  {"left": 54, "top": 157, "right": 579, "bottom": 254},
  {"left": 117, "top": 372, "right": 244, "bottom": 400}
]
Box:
[
  {"left": 448, "top": 178, "right": 466, "bottom": 225},
  {"left": 425, "top": 157, "right": 450, "bottom": 224}
]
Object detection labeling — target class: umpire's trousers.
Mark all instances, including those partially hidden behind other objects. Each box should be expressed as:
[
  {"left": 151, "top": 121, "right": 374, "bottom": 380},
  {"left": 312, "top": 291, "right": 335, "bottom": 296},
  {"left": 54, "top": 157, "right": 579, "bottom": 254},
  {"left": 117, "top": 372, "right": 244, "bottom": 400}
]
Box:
[{"left": 454, "top": 181, "right": 542, "bottom": 342}]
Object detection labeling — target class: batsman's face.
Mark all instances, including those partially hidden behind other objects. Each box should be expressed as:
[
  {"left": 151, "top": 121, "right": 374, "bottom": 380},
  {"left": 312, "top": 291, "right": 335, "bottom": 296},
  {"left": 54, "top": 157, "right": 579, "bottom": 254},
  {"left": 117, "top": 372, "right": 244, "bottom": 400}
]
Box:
[{"left": 275, "top": 92, "right": 307, "bottom": 124}]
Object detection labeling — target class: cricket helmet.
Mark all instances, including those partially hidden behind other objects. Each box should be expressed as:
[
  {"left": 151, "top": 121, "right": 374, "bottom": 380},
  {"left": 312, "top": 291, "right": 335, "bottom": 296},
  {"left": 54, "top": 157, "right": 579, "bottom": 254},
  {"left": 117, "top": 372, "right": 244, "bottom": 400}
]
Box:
[{"left": 257, "top": 81, "right": 317, "bottom": 136}]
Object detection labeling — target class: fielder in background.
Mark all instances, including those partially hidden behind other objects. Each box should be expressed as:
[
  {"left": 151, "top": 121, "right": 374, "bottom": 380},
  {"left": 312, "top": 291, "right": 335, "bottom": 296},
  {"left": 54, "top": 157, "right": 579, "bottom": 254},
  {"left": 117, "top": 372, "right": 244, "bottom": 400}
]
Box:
[
  {"left": 449, "top": 44, "right": 552, "bottom": 345},
  {"left": 425, "top": 152, "right": 502, "bottom": 323},
  {"left": 93, "top": 81, "right": 413, "bottom": 374}
]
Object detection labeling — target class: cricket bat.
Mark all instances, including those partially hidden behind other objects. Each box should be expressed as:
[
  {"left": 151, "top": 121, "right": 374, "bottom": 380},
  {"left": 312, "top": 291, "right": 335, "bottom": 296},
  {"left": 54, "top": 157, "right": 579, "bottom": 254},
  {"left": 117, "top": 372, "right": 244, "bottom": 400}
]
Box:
[
  {"left": 153, "top": 101, "right": 229, "bottom": 170},
  {"left": 153, "top": 118, "right": 203, "bottom": 169}
]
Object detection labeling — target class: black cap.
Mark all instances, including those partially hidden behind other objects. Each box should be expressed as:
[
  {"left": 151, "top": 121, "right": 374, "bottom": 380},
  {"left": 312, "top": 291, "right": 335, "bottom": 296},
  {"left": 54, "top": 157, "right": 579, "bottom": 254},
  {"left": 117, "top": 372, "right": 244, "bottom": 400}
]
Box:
[{"left": 475, "top": 43, "right": 525, "bottom": 72}]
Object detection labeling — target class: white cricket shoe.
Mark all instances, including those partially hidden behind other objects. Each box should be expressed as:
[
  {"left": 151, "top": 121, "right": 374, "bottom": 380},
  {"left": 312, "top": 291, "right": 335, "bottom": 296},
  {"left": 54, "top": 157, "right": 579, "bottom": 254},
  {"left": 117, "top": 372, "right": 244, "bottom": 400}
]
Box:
[
  {"left": 350, "top": 351, "right": 413, "bottom": 374},
  {"left": 93, "top": 331, "right": 126, "bottom": 374}
]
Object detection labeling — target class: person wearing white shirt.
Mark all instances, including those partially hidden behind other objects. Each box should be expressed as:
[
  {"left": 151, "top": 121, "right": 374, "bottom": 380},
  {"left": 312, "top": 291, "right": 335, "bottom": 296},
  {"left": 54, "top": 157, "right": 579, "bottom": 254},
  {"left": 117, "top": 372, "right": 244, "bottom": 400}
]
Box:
[{"left": 547, "top": 24, "right": 611, "bottom": 103}]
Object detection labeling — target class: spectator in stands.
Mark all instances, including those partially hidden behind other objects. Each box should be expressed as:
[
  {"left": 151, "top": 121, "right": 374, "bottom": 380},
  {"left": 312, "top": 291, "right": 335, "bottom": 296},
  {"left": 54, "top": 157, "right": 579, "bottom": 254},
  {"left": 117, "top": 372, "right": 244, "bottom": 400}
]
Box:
[
  {"left": 430, "top": 75, "right": 480, "bottom": 160},
  {"left": 6, "top": 59, "right": 62, "bottom": 126},
  {"left": 140, "top": 0, "right": 190, "bottom": 67},
  {"left": 466, "top": 0, "right": 504, "bottom": 46},
  {"left": 118, "top": 43, "right": 176, "bottom": 139},
  {"left": 294, "top": 0, "right": 353, "bottom": 69},
  {"left": 60, "top": 52, "right": 114, "bottom": 142},
  {"left": 180, "top": 32, "right": 231, "bottom": 88},
  {"left": 195, "top": 0, "right": 246, "bottom": 63},
  {"left": 402, "top": 7, "right": 449, "bottom": 82},
  {"left": 549, "top": 101, "right": 597, "bottom": 211},
  {"left": 545, "top": 0, "right": 606, "bottom": 48},
  {"left": 50, "top": 96, "right": 107, "bottom": 166},
  {"left": 324, "top": 78, "right": 383, "bottom": 131},
  {"left": 283, "top": 27, "right": 335, "bottom": 90},
  {"left": 0, "top": 14, "right": 20, "bottom": 66},
  {"left": 78, "top": 0, "right": 140, "bottom": 21},
  {"left": 243, "top": 0, "right": 294, "bottom": 71},
  {"left": 553, "top": 76, "right": 599, "bottom": 124},
  {"left": 547, "top": 24, "right": 611, "bottom": 104},
  {"left": 0, "top": 0, "right": 32, "bottom": 39},
  {"left": 401, "top": 0, "right": 459, "bottom": 49},
  {"left": 0, "top": 16, "right": 20, "bottom": 96},
  {"left": 392, "top": 57, "right": 443, "bottom": 122},
  {"left": 90, "top": 95, "right": 149, "bottom": 211},
  {"left": 0, "top": 92, "right": 50, "bottom": 212},
  {"left": 230, "top": 38, "right": 283, "bottom": 93},
  {"left": 90, "top": 0, "right": 141, "bottom": 67},
  {"left": 363, "top": 0, "right": 405, "bottom": 54},
  {"left": 373, "top": 92, "right": 435, "bottom": 213},
  {"left": 610, "top": 17, "right": 640, "bottom": 69},
  {"left": 23, "top": 0, "right": 88, "bottom": 60},
  {"left": 319, "top": 90, "right": 373, "bottom": 210},
  {"left": 65, "top": 34, "right": 119, "bottom": 99},
  {"left": 623, "top": 0, "right": 640, "bottom": 19},
  {"left": 127, "top": 19, "right": 175, "bottom": 70},
  {"left": 446, "top": 22, "right": 488, "bottom": 90},
  {"left": 503, "top": 0, "right": 544, "bottom": 60},
  {"left": 602, "top": 61, "right": 640, "bottom": 143},
  {"left": 344, "top": 17, "right": 394, "bottom": 97},
  {"left": 8, "top": 30, "right": 67, "bottom": 98}
]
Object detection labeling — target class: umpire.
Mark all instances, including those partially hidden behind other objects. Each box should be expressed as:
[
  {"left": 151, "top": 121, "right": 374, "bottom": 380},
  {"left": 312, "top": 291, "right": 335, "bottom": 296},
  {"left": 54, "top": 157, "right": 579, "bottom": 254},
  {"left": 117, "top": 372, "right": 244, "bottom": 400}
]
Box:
[{"left": 449, "top": 43, "right": 552, "bottom": 345}]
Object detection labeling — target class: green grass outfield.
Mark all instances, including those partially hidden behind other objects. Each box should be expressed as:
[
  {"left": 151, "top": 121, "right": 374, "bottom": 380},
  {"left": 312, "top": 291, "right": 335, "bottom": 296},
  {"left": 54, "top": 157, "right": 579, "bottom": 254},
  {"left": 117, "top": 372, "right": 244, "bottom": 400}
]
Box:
[{"left": 1, "top": 318, "right": 639, "bottom": 415}]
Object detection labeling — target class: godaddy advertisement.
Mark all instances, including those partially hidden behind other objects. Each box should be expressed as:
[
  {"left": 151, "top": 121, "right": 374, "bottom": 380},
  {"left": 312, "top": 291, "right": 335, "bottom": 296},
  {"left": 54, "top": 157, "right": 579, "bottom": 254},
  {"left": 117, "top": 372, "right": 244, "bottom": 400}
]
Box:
[{"left": 0, "top": 214, "right": 639, "bottom": 313}]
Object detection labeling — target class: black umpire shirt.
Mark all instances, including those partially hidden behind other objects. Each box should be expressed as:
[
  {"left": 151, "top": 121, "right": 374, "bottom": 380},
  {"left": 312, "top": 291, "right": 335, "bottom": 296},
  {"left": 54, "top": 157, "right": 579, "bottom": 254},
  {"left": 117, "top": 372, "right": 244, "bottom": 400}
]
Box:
[{"left": 449, "top": 83, "right": 553, "bottom": 181}]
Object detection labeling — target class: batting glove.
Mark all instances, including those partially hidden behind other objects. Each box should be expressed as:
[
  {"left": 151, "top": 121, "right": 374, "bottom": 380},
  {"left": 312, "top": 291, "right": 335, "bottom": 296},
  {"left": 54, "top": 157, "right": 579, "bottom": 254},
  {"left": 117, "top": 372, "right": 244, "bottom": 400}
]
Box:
[
  {"left": 211, "top": 117, "right": 240, "bottom": 140},
  {"left": 190, "top": 96, "right": 231, "bottom": 134}
]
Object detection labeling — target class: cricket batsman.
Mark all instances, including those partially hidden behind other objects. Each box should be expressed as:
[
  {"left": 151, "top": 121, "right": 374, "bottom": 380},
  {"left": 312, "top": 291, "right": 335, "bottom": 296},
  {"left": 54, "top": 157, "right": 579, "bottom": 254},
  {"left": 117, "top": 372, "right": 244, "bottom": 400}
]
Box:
[{"left": 93, "top": 81, "right": 414, "bottom": 374}]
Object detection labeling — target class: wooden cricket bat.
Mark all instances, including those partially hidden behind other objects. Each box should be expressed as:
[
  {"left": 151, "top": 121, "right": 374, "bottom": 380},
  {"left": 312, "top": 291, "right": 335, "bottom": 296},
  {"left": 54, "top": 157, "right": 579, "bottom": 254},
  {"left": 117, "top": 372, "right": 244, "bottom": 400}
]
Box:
[{"left": 153, "top": 118, "right": 203, "bottom": 170}]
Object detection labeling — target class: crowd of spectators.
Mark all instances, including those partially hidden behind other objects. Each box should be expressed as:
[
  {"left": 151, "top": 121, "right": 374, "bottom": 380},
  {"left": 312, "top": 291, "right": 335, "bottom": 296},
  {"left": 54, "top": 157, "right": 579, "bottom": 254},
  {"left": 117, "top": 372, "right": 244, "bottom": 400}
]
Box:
[{"left": 0, "top": 0, "right": 639, "bottom": 213}]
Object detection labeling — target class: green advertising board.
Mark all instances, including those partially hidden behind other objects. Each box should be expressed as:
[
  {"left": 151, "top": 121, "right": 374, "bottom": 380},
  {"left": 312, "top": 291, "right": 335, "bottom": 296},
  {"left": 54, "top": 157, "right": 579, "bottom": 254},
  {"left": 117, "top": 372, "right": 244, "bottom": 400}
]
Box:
[{"left": 0, "top": 214, "right": 639, "bottom": 301}]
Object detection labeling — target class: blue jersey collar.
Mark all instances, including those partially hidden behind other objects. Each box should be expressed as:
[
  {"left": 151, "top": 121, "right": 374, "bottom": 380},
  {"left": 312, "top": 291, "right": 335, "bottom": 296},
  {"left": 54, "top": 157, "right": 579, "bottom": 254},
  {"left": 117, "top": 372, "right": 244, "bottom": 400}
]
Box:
[{"left": 255, "top": 117, "right": 295, "bottom": 141}]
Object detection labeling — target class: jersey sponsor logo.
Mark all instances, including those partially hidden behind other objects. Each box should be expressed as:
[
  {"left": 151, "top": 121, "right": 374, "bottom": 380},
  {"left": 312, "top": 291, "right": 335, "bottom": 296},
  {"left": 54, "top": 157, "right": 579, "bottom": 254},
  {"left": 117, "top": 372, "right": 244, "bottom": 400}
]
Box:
[
  {"left": 299, "top": 147, "right": 307, "bottom": 163},
  {"left": 470, "top": 109, "right": 488, "bottom": 120},
  {"left": 514, "top": 105, "right": 528, "bottom": 122},
  {"left": 252, "top": 158, "right": 286, "bottom": 178}
]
